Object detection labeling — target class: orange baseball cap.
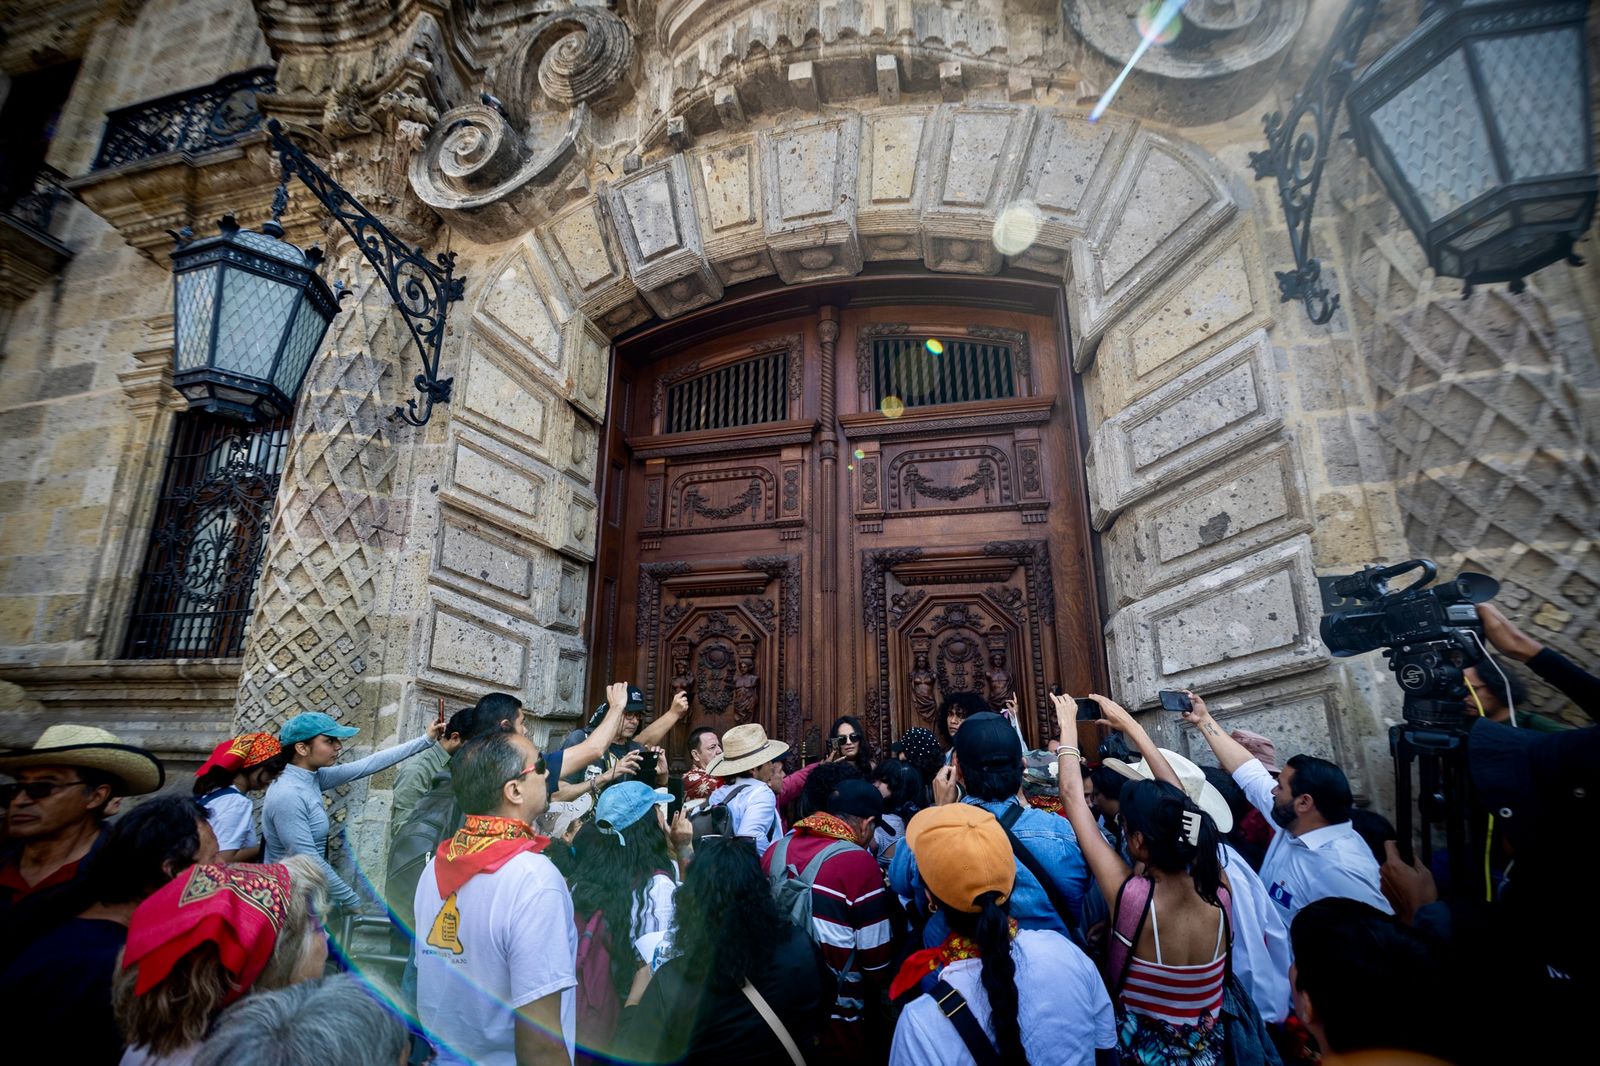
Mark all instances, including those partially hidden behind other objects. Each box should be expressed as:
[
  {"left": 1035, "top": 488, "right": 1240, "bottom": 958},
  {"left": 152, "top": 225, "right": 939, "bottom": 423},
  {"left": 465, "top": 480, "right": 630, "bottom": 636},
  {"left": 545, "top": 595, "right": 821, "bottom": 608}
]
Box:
[{"left": 904, "top": 804, "right": 1015, "bottom": 912}]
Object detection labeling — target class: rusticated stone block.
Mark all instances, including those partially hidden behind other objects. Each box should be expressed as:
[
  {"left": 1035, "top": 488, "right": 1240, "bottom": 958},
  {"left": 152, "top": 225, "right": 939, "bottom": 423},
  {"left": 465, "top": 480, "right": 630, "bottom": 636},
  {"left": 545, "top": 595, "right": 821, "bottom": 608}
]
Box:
[
  {"left": 456, "top": 340, "right": 556, "bottom": 463},
  {"left": 1088, "top": 330, "right": 1282, "bottom": 528},
  {"left": 1173, "top": 677, "right": 1346, "bottom": 778},
  {"left": 432, "top": 507, "right": 539, "bottom": 619},
  {"left": 687, "top": 135, "right": 777, "bottom": 286},
  {"left": 538, "top": 195, "right": 650, "bottom": 335},
  {"left": 857, "top": 106, "right": 936, "bottom": 262},
  {"left": 605, "top": 155, "right": 724, "bottom": 319},
  {"left": 760, "top": 114, "right": 862, "bottom": 283},
  {"left": 1103, "top": 439, "right": 1314, "bottom": 606},
  {"left": 1105, "top": 535, "right": 1330, "bottom": 710},
  {"left": 1010, "top": 111, "right": 1133, "bottom": 277},
  {"left": 921, "top": 103, "right": 1037, "bottom": 275},
  {"left": 561, "top": 313, "right": 610, "bottom": 422}
]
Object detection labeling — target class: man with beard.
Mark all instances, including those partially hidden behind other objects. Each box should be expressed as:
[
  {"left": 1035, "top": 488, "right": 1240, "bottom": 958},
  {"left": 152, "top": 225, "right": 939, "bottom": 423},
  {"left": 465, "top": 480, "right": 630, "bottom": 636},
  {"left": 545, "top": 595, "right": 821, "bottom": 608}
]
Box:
[{"left": 1183, "top": 694, "right": 1389, "bottom": 920}]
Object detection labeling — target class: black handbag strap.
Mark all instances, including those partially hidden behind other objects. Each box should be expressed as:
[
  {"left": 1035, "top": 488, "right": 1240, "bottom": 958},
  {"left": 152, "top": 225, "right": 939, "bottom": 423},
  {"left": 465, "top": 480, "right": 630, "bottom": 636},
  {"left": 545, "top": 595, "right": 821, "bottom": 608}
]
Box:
[
  {"left": 931, "top": 979, "right": 1002, "bottom": 1066},
  {"left": 996, "top": 802, "right": 1082, "bottom": 942}
]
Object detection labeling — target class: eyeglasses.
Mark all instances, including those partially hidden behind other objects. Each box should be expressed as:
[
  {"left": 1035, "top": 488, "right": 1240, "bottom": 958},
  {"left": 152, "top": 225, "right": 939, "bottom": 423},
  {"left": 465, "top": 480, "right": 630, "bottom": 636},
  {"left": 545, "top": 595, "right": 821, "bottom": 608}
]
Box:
[
  {"left": 837, "top": 732, "right": 859, "bottom": 741},
  {"left": 505, "top": 756, "right": 547, "bottom": 784},
  {"left": 1, "top": 780, "right": 89, "bottom": 805}
]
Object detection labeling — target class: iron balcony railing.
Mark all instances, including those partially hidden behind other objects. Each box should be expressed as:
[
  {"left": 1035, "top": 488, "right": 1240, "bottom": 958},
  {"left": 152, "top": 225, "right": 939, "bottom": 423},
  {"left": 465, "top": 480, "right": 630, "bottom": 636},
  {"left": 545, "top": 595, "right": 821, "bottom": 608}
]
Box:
[
  {"left": 2, "top": 166, "right": 71, "bottom": 237},
  {"left": 91, "top": 67, "right": 275, "bottom": 172}
]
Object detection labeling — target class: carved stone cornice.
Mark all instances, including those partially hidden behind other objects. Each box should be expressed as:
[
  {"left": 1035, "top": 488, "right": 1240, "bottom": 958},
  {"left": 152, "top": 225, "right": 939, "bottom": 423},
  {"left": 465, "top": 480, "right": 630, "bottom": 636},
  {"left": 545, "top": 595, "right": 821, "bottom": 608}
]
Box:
[
  {"left": 0, "top": 212, "right": 72, "bottom": 312},
  {"left": 0, "top": 0, "right": 114, "bottom": 73}
]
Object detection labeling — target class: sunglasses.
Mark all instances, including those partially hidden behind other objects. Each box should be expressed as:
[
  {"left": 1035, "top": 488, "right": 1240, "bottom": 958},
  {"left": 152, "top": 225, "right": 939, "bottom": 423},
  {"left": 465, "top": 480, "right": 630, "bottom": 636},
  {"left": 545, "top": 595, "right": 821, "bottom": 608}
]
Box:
[
  {"left": 837, "top": 732, "right": 859, "bottom": 741},
  {"left": 1, "top": 780, "right": 90, "bottom": 805},
  {"left": 504, "top": 756, "right": 547, "bottom": 785}
]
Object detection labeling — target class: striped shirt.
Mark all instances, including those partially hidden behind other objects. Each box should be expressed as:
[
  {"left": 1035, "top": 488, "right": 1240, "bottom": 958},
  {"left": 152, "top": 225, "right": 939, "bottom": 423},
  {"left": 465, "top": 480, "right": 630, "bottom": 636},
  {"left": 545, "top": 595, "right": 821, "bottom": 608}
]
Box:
[
  {"left": 762, "top": 821, "right": 896, "bottom": 1057},
  {"left": 1119, "top": 898, "right": 1227, "bottom": 1027}
]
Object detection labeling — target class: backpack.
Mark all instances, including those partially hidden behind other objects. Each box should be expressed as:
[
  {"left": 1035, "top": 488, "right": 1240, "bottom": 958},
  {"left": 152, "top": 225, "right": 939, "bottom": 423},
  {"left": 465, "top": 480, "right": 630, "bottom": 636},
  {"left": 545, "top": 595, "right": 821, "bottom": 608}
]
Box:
[
  {"left": 688, "top": 778, "right": 762, "bottom": 843},
  {"left": 766, "top": 834, "right": 859, "bottom": 976},
  {"left": 385, "top": 770, "right": 463, "bottom": 938},
  {"left": 574, "top": 908, "right": 620, "bottom": 1057}
]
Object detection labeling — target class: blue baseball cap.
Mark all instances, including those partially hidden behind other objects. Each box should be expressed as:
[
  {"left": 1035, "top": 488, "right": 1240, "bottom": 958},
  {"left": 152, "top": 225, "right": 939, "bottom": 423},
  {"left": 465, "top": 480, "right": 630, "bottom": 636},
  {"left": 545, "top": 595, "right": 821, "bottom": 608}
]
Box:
[
  {"left": 279, "top": 712, "right": 361, "bottom": 745},
  {"left": 594, "top": 780, "right": 672, "bottom": 844}
]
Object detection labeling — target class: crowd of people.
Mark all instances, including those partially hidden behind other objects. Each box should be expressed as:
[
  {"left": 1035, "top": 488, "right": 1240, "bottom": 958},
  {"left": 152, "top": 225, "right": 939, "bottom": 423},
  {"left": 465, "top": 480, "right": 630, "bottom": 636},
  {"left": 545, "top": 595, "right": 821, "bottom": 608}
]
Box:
[{"left": 0, "top": 602, "right": 1595, "bottom": 1064}]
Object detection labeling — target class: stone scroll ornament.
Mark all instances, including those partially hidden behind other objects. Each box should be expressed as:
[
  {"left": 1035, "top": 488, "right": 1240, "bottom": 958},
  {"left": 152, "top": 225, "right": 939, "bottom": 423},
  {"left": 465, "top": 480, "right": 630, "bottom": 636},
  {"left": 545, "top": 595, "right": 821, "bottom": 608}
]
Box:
[{"left": 409, "top": 8, "right": 634, "bottom": 234}]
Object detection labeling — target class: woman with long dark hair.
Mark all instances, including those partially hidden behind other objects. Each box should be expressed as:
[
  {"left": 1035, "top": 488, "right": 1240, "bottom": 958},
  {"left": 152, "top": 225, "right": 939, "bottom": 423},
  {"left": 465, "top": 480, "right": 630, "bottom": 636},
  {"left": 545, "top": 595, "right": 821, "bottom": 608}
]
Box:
[
  {"left": 828, "top": 715, "right": 876, "bottom": 775},
  {"left": 870, "top": 759, "right": 924, "bottom": 868},
  {"left": 569, "top": 781, "right": 681, "bottom": 1018},
  {"left": 615, "top": 836, "right": 828, "bottom": 1065},
  {"left": 1051, "top": 693, "right": 1233, "bottom": 1066},
  {"left": 889, "top": 805, "right": 1115, "bottom": 1065},
  {"left": 192, "top": 733, "right": 289, "bottom": 863}
]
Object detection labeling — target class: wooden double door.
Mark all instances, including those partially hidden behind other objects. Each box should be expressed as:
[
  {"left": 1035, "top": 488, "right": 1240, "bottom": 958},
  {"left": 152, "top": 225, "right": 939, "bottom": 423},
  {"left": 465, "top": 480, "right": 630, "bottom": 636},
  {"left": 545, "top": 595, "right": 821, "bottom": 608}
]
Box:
[{"left": 591, "top": 300, "right": 1102, "bottom": 766}]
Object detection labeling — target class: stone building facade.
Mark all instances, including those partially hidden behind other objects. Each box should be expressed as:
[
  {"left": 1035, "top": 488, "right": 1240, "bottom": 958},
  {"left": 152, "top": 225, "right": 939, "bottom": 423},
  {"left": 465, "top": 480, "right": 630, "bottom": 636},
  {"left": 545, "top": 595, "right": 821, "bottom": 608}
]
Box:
[{"left": 2, "top": 1, "right": 1596, "bottom": 879}]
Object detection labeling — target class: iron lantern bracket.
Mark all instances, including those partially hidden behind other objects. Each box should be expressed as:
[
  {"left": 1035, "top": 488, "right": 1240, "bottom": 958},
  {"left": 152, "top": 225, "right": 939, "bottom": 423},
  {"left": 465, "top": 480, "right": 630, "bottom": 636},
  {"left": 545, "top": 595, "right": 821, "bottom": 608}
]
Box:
[
  {"left": 266, "top": 119, "right": 464, "bottom": 427},
  {"left": 1249, "top": 0, "right": 1383, "bottom": 326}
]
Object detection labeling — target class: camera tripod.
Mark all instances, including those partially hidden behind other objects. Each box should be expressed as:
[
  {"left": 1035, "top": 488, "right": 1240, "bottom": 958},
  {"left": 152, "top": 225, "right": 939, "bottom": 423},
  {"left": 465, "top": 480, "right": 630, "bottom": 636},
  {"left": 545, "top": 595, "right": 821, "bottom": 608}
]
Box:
[{"left": 1391, "top": 697, "right": 1488, "bottom": 902}]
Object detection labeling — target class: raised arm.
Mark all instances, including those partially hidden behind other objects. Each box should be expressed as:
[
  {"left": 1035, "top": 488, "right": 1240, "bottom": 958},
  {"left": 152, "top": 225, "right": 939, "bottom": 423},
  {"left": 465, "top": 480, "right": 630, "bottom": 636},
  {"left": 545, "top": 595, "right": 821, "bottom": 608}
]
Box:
[
  {"left": 636, "top": 688, "right": 690, "bottom": 748},
  {"left": 316, "top": 723, "right": 443, "bottom": 791},
  {"left": 559, "top": 681, "right": 637, "bottom": 780},
  {"left": 1479, "top": 602, "right": 1600, "bottom": 723},
  {"left": 1086, "top": 693, "right": 1181, "bottom": 789},
  {"left": 1050, "top": 693, "right": 1131, "bottom": 911},
  {"left": 1180, "top": 692, "right": 1257, "bottom": 774}
]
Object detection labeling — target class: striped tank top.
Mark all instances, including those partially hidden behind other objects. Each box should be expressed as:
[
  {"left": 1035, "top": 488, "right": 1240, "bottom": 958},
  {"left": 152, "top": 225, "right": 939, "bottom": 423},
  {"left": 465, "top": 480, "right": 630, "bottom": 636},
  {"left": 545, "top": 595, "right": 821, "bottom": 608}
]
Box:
[{"left": 1118, "top": 894, "right": 1227, "bottom": 1027}]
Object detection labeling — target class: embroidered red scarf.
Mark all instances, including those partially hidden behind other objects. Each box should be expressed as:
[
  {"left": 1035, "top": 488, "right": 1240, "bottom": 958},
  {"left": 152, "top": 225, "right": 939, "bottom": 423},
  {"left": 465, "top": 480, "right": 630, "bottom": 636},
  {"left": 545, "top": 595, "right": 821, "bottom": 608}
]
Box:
[
  {"left": 433, "top": 815, "right": 549, "bottom": 898},
  {"left": 793, "top": 811, "right": 858, "bottom": 842},
  {"left": 889, "top": 920, "right": 1020, "bottom": 1000}
]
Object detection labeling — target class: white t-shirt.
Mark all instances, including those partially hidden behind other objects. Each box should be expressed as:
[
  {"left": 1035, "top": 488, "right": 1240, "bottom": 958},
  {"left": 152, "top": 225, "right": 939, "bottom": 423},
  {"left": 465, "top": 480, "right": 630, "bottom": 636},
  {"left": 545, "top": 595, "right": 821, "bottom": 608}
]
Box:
[
  {"left": 890, "top": 929, "right": 1116, "bottom": 1066},
  {"left": 707, "top": 779, "right": 781, "bottom": 855},
  {"left": 1233, "top": 760, "right": 1392, "bottom": 918},
  {"left": 1219, "top": 842, "right": 1292, "bottom": 1024},
  {"left": 415, "top": 851, "right": 578, "bottom": 1066},
  {"left": 199, "top": 788, "right": 257, "bottom": 852}
]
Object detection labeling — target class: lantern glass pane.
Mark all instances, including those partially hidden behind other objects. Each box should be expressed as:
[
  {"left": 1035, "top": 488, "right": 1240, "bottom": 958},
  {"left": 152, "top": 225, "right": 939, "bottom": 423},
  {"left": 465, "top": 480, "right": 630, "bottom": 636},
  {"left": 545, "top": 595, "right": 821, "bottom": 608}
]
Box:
[
  {"left": 1371, "top": 49, "right": 1498, "bottom": 223},
  {"left": 1472, "top": 30, "right": 1585, "bottom": 180},
  {"left": 1454, "top": 210, "right": 1514, "bottom": 250},
  {"left": 1520, "top": 197, "right": 1587, "bottom": 223},
  {"left": 174, "top": 267, "right": 219, "bottom": 371},
  {"left": 213, "top": 266, "right": 299, "bottom": 383},
  {"left": 272, "top": 298, "right": 332, "bottom": 399}
]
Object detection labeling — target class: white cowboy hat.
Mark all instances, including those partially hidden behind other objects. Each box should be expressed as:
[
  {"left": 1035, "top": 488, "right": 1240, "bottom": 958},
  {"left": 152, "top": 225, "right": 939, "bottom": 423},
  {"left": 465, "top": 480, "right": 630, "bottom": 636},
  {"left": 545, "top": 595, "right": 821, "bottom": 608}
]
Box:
[
  {"left": 0, "top": 723, "right": 164, "bottom": 796},
  {"left": 706, "top": 723, "right": 789, "bottom": 777},
  {"left": 1104, "top": 747, "right": 1234, "bottom": 834}
]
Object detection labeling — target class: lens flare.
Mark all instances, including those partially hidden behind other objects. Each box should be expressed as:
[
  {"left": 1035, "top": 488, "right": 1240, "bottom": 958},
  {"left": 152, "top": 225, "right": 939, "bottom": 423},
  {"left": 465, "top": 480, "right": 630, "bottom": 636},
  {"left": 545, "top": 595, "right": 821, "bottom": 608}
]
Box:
[
  {"left": 924, "top": 338, "right": 945, "bottom": 356},
  {"left": 991, "top": 200, "right": 1042, "bottom": 257},
  {"left": 880, "top": 395, "right": 906, "bottom": 419},
  {"left": 1136, "top": 0, "right": 1183, "bottom": 46},
  {"left": 853, "top": 448, "right": 866, "bottom": 460}
]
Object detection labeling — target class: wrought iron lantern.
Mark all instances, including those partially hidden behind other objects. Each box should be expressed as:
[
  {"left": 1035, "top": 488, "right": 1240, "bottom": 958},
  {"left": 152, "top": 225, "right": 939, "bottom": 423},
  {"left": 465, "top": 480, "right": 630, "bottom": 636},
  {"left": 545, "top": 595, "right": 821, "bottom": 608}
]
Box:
[
  {"left": 171, "top": 216, "right": 340, "bottom": 421},
  {"left": 170, "top": 120, "right": 463, "bottom": 425},
  {"left": 1252, "top": 0, "right": 1596, "bottom": 324}
]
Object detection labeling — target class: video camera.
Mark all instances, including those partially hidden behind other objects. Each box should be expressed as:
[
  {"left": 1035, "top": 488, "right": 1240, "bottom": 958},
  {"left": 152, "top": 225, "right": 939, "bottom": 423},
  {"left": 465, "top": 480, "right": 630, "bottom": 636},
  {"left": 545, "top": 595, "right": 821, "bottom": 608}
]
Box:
[{"left": 1320, "top": 559, "right": 1499, "bottom": 729}]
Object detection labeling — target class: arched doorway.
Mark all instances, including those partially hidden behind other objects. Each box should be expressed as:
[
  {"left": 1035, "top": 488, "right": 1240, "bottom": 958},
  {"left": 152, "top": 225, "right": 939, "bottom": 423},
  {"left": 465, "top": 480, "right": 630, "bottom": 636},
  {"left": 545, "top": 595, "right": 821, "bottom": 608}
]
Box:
[{"left": 588, "top": 274, "right": 1106, "bottom": 761}]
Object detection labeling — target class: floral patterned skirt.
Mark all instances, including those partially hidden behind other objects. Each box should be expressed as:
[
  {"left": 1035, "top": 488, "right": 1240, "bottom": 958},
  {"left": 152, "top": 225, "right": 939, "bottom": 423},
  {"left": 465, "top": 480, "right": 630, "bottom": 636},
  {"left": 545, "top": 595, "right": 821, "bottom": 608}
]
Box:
[{"left": 1117, "top": 1008, "right": 1225, "bottom": 1066}]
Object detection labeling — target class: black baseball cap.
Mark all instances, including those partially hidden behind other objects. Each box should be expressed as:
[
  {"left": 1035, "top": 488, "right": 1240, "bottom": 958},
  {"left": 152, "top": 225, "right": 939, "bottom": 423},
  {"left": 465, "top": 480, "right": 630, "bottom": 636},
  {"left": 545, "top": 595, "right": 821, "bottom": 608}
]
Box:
[
  {"left": 587, "top": 684, "right": 649, "bottom": 728},
  {"left": 953, "top": 712, "right": 1023, "bottom": 771},
  {"left": 825, "top": 779, "right": 885, "bottom": 819}
]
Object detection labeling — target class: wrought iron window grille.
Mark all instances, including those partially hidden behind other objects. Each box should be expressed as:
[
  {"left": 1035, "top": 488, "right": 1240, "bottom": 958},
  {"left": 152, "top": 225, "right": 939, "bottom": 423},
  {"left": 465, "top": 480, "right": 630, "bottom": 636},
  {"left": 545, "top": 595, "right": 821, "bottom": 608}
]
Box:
[
  {"left": 870, "top": 337, "right": 1017, "bottom": 410},
  {"left": 3, "top": 166, "right": 72, "bottom": 238},
  {"left": 664, "top": 350, "right": 789, "bottom": 433},
  {"left": 91, "top": 67, "right": 275, "bottom": 172},
  {"left": 123, "top": 411, "right": 289, "bottom": 660}
]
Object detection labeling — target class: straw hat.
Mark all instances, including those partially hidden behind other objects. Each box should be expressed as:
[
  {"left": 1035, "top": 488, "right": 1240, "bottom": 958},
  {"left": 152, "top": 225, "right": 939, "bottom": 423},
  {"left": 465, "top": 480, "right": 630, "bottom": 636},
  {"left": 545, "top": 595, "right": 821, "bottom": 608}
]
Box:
[
  {"left": 1104, "top": 747, "right": 1233, "bottom": 833},
  {"left": 706, "top": 724, "right": 788, "bottom": 777},
  {"left": 0, "top": 723, "right": 164, "bottom": 796}
]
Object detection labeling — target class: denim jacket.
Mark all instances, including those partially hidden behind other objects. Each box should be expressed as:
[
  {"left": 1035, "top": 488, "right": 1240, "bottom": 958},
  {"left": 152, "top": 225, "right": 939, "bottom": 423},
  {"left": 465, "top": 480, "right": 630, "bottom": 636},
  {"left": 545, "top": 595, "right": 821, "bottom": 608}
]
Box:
[{"left": 888, "top": 795, "right": 1090, "bottom": 948}]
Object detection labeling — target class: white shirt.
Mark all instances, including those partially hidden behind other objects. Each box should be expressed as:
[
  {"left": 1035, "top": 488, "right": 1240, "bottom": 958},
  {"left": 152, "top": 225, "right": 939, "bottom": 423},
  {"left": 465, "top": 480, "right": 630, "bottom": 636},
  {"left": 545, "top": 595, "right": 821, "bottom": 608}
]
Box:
[
  {"left": 890, "top": 929, "right": 1116, "bottom": 1066},
  {"left": 415, "top": 851, "right": 578, "bottom": 1066},
  {"left": 1219, "top": 842, "right": 1292, "bottom": 1023},
  {"left": 707, "top": 779, "right": 781, "bottom": 855},
  {"left": 199, "top": 788, "right": 257, "bottom": 852},
  {"left": 1233, "top": 759, "right": 1392, "bottom": 918}
]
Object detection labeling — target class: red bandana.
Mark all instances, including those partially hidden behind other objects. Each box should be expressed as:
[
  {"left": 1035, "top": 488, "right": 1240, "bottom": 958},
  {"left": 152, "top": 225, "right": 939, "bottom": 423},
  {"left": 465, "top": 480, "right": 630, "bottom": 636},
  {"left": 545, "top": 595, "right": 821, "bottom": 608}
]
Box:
[
  {"left": 889, "top": 920, "right": 1020, "bottom": 1000},
  {"left": 123, "top": 863, "right": 293, "bottom": 1005},
  {"left": 433, "top": 815, "right": 549, "bottom": 899},
  {"left": 794, "top": 811, "right": 857, "bottom": 842},
  {"left": 1026, "top": 794, "right": 1068, "bottom": 818},
  {"left": 195, "top": 732, "right": 282, "bottom": 777}
]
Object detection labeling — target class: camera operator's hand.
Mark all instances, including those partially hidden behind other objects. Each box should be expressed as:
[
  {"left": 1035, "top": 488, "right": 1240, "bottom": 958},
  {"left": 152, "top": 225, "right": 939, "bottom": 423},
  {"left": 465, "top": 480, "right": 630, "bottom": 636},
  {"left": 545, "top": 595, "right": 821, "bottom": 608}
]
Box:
[
  {"left": 932, "top": 764, "right": 960, "bottom": 806},
  {"left": 601, "top": 749, "right": 644, "bottom": 788},
  {"left": 1476, "top": 603, "right": 1543, "bottom": 663},
  {"left": 1381, "top": 839, "right": 1438, "bottom": 926},
  {"left": 668, "top": 689, "right": 690, "bottom": 718}
]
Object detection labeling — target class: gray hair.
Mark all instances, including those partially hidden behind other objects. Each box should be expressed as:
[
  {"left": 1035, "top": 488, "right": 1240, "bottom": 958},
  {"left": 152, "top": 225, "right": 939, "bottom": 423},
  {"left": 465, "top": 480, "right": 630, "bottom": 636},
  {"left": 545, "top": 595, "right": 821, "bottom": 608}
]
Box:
[{"left": 193, "top": 974, "right": 407, "bottom": 1066}]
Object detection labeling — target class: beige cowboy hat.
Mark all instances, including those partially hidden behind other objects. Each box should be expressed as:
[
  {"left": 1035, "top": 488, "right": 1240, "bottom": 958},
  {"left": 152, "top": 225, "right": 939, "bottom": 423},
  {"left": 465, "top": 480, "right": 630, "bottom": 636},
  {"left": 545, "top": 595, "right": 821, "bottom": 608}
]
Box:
[
  {"left": 1104, "top": 747, "right": 1234, "bottom": 834},
  {"left": 706, "top": 723, "right": 789, "bottom": 777},
  {"left": 0, "top": 723, "right": 165, "bottom": 796}
]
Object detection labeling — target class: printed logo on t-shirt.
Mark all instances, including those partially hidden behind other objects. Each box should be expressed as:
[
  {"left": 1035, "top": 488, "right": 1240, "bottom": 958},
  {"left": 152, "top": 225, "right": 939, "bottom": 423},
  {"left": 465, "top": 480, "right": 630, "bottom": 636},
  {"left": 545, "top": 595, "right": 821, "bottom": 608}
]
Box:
[
  {"left": 1268, "top": 881, "right": 1294, "bottom": 910},
  {"left": 427, "top": 894, "right": 465, "bottom": 955}
]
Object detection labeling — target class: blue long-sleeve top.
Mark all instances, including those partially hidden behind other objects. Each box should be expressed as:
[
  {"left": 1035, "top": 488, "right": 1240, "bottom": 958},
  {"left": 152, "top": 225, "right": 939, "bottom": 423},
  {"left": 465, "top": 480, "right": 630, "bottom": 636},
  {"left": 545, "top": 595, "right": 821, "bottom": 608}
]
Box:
[{"left": 263, "top": 735, "right": 435, "bottom": 909}]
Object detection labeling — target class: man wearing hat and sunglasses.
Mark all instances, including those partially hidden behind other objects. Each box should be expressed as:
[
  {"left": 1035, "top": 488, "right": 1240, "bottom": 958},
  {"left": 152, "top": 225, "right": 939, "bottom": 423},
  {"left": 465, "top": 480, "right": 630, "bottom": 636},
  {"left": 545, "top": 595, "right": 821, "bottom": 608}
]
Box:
[{"left": 0, "top": 723, "right": 164, "bottom": 954}]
